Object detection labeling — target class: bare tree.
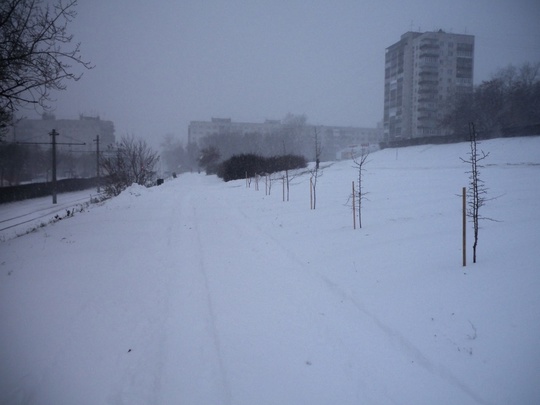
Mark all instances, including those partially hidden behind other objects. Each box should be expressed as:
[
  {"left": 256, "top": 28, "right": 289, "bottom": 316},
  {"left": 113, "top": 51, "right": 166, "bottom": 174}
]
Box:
[
  {"left": 160, "top": 134, "right": 187, "bottom": 174},
  {"left": 283, "top": 160, "right": 305, "bottom": 202},
  {"left": 264, "top": 172, "right": 280, "bottom": 196},
  {"left": 100, "top": 135, "right": 159, "bottom": 196},
  {"left": 280, "top": 113, "right": 307, "bottom": 156},
  {"left": 441, "top": 61, "right": 540, "bottom": 138},
  {"left": 198, "top": 146, "right": 221, "bottom": 174},
  {"left": 309, "top": 127, "right": 323, "bottom": 209},
  {"left": 352, "top": 148, "right": 369, "bottom": 229},
  {"left": 0, "top": 0, "right": 92, "bottom": 133},
  {"left": 280, "top": 114, "right": 308, "bottom": 202},
  {"left": 461, "top": 122, "right": 490, "bottom": 263}
]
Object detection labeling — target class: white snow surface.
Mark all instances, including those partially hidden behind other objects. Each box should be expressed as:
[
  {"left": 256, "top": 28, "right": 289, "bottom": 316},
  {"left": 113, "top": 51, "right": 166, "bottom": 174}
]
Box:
[{"left": 1, "top": 137, "right": 539, "bottom": 405}]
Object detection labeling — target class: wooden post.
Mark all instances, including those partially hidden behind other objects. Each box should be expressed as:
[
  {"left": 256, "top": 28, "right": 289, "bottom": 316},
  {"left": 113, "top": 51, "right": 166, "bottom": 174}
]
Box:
[
  {"left": 50, "top": 129, "right": 58, "bottom": 204},
  {"left": 462, "top": 186, "right": 467, "bottom": 267},
  {"left": 352, "top": 181, "right": 356, "bottom": 230},
  {"left": 95, "top": 134, "right": 100, "bottom": 192},
  {"left": 282, "top": 176, "right": 285, "bottom": 202},
  {"left": 310, "top": 177, "right": 313, "bottom": 210}
]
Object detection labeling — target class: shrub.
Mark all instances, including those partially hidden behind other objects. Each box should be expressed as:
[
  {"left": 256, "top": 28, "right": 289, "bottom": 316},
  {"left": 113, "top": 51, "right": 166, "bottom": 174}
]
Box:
[{"left": 217, "top": 153, "right": 306, "bottom": 182}]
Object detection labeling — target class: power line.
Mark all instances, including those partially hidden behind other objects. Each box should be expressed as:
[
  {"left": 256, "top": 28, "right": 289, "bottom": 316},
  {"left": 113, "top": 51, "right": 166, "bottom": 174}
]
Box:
[{"left": 14, "top": 130, "right": 85, "bottom": 204}]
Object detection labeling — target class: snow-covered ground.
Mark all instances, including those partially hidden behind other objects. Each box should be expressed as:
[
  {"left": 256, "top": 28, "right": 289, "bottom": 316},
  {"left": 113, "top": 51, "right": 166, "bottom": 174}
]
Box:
[
  {"left": 0, "top": 189, "right": 103, "bottom": 241},
  {"left": 1, "top": 136, "right": 539, "bottom": 405}
]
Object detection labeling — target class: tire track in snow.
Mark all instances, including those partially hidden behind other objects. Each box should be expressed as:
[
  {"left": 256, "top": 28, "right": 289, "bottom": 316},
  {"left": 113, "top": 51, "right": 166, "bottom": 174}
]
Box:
[
  {"left": 157, "top": 183, "right": 232, "bottom": 405},
  {"left": 103, "top": 186, "right": 183, "bottom": 404},
  {"left": 190, "top": 203, "right": 233, "bottom": 405},
  {"left": 233, "top": 204, "right": 492, "bottom": 405}
]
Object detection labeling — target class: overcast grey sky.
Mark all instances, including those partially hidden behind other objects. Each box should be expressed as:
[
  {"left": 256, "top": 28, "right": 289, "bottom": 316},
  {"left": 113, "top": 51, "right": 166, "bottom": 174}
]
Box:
[{"left": 30, "top": 0, "right": 540, "bottom": 145}]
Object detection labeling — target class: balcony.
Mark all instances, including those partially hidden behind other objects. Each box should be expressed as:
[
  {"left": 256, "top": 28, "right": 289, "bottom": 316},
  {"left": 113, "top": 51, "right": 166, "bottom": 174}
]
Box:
[
  {"left": 418, "top": 96, "right": 437, "bottom": 102},
  {"left": 419, "top": 58, "right": 438, "bottom": 67},
  {"left": 417, "top": 87, "right": 438, "bottom": 94},
  {"left": 419, "top": 51, "right": 439, "bottom": 59},
  {"left": 417, "top": 106, "right": 437, "bottom": 113},
  {"left": 419, "top": 43, "right": 440, "bottom": 51},
  {"left": 418, "top": 78, "right": 438, "bottom": 86},
  {"left": 417, "top": 114, "right": 436, "bottom": 121},
  {"left": 418, "top": 68, "right": 438, "bottom": 76}
]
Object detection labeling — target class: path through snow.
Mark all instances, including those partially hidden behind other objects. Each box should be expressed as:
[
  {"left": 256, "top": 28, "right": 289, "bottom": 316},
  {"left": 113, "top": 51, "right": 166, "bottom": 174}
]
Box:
[{"left": 2, "top": 137, "right": 540, "bottom": 404}]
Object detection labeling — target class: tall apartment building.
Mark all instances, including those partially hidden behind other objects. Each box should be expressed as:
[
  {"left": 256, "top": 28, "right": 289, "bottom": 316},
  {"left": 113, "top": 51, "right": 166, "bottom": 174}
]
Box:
[{"left": 384, "top": 30, "right": 474, "bottom": 141}]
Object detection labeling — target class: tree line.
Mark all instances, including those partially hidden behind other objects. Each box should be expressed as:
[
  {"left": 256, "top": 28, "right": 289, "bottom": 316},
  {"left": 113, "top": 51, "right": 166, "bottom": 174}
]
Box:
[{"left": 442, "top": 62, "right": 540, "bottom": 138}]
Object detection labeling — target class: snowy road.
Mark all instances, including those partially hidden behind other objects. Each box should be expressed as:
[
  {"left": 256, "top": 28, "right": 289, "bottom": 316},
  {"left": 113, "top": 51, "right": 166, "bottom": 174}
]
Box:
[{"left": 2, "top": 137, "right": 540, "bottom": 404}]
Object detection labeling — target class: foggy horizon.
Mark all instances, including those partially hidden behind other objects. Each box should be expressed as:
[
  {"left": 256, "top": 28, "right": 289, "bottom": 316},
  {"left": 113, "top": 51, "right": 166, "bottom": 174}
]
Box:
[{"left": 16, "top": 0, "right": 540, "bottom": 146}]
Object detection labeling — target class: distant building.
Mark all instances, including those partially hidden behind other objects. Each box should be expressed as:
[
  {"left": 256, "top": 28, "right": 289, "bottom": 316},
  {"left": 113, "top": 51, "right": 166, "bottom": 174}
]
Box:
[
  {"left": 384, "top": 30, "right": 474, "bottom": 141},
  {"left": 188, "top": 117, "right": 382, "bottom": 160},
  {"left": 188, "top": 118, "right": 282, "bottom": 145},
  {"left": 8, "top": 113, "right": 115, "bottom": 152}
]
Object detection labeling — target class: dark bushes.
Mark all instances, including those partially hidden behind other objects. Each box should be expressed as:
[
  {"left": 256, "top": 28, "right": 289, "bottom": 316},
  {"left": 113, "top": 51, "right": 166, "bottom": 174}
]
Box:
[{"left": 217, "top": 154, "right": 307, "bottom": 182}]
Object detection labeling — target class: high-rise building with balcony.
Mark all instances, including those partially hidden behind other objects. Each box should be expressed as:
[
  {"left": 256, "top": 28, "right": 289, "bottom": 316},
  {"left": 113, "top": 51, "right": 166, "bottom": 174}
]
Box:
[{"left": 384, "top": 30, "right": 474, "bottom": 141}]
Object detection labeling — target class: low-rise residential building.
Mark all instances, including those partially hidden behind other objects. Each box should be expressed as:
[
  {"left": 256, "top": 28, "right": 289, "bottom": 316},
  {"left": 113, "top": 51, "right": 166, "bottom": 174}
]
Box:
[{"left": 188, "top": 117, "right": 382, "bottom": 161}]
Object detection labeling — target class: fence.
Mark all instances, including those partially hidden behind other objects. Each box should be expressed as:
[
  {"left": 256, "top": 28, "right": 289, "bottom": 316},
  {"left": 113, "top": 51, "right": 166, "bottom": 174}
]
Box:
[{"left": 0, "top": 177, "right": 99, "bottom": 204}]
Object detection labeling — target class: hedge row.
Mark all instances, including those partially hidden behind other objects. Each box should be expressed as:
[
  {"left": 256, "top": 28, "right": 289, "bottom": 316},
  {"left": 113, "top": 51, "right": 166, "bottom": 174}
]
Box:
[{"left": 217, "top": 154, "right": 307, "bottom": 182}]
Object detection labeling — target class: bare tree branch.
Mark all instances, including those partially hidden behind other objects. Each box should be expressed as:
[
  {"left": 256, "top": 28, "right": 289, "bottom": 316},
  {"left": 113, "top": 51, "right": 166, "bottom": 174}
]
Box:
[
  {"left": 309, "top": 127, "right": 323, "bottom": 209},
  {"left": 0, "top": 0, "right": 93, "bottom": 132},
  {"left": 461, "top": 122, "right": 492, "bottom": 263},
  {"left": 351, "top": 147, "right": 369, "bottom": 229},
  {"left": 100, "top": 135, "right": 160, "bottom": 196}
]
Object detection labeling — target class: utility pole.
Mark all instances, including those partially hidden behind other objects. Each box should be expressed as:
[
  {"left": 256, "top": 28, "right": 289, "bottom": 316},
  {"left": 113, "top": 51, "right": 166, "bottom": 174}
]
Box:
[
  {"left": 50, "top": 129, "right": 58, "bottom": 204},
  {"left": 16, "top": 131, "right": 85, "bottom": 204},
  {"left": 94, "top": 135, "right": 100, "bottom": 192},
  {"left": 462, "top": 186, "right": 466, "bottom": 267}
]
